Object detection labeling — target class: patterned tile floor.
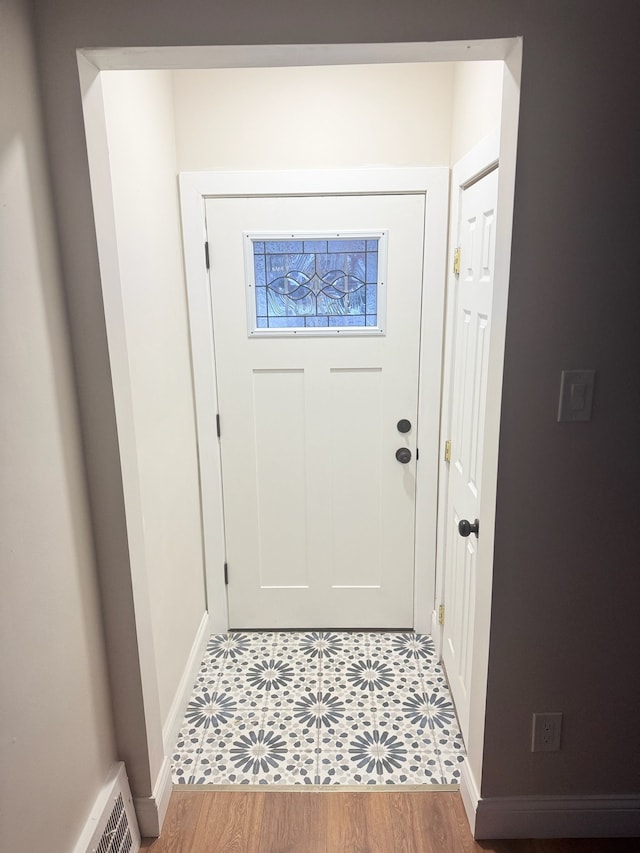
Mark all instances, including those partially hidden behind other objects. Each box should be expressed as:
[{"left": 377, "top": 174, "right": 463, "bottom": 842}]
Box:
[{"left": 171, "top": 631, "right": 465, "bottom": 786}]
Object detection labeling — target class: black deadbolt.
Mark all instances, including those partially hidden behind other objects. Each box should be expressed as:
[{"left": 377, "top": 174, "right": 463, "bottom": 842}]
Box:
[
  {"left": 397, "top": 419, "right": 412, "bottom": 434},
  {"left": 395, "top": 447, "right": 412, "bottom": 464},
  {"left": 458, "top": 518, "right": 480, "bottom": 538}
]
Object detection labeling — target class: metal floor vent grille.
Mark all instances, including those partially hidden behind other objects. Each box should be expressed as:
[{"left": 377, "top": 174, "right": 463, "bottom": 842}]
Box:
[
  {"left": 94, "top": 794, "right": 132, "bottom": 853},
  {"left": 76, "top": 763, "right": 140, "bottom": 853}
]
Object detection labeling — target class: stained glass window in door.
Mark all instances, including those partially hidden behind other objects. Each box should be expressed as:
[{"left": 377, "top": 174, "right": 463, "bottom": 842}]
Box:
[{"left": 248, "top": 235, "right": 385, "bottom": 334}]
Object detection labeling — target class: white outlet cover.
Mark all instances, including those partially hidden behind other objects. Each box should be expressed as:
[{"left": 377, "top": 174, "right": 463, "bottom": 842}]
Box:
[{"left": 531, "top": 711, "right": 563, "bottom": 752}]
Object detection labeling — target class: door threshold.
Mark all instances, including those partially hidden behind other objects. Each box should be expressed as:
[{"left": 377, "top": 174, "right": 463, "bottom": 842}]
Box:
[{"left": 174, "top": 783, "right": 460, "bottom": 793}]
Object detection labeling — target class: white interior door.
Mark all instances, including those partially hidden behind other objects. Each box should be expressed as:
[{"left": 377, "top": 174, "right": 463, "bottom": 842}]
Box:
[
  {"left": 205, "top": 192, "right": 427, "bottom": 628},
  {"left": 442, "top": 167, "right": 499, "bottom": 740}
]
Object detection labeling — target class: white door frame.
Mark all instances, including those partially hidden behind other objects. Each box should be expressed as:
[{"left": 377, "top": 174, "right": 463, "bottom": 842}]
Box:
[
  {"left": 433, "top": 129, "right": 501, "bottom": 653},
  {"left": 179, "top": 167, "right": 449, "bottom": 633},
  {"left": 78, "top": 38, "right": 520, "bottom": 835}
]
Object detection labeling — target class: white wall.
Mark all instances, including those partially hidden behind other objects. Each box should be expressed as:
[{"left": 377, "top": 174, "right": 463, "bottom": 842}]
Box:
[
  {"left": 172, "top": 61, "right": 504, "bottom": 172},
  {"left": 172, "top": 63, "right": 454, "bottom": 169},
  {"left": 0, "top": 1, "right": 116, "bottom": 851},
  {"left": 100, "top": 70, "right": 207, "bottom": 727},
  {"left": 450, "top": 61, "right": 503, "bottom": 164}
]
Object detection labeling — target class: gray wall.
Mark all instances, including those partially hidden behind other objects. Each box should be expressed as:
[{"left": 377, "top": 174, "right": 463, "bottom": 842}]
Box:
[
  {"left": 0, "top": 1, "right": 116, "bottom": 851},
  {"left": 30, "top": 0, "right": 640, "bottom": 803}
]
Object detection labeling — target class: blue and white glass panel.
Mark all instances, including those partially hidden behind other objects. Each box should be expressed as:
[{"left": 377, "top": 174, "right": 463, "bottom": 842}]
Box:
[{"left": 246, "top": 233, "right": 386, "bottom": 335}]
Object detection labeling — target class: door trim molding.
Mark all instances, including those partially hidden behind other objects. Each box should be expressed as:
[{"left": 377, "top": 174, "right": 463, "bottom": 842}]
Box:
[
  {"left": 439, "top": 39, "right": 521, "bottom": 790},
  {"left": 77, "top": 38, "right": 521, "bottom": 840},
  {"left": 179, "top": 167, "right": 449, "bottom": 632},
  {"left": 133, "top": 756, "right": 172, "bottom": 838}
]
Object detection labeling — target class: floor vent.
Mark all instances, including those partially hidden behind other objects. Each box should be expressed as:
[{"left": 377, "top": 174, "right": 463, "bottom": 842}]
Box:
[
  {"left": 75, "top": 763, "right": 140, "bottom": 853},
  {"left": 94, "top": 793, "right": 132, "bottom": 853}
]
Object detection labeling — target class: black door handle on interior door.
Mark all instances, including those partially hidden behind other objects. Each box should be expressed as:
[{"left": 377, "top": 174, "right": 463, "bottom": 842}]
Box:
[
  {"left": 395, "top": 447, "right": 412, "bottom": 464},
  {"left": 458, "top": 518, "right": 479, "bottom": 538}
]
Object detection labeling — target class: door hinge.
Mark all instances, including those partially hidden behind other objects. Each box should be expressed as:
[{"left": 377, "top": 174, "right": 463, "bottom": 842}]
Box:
[
  {"left": 444, "top": 439, "right": 451, "bottom": 463},
  {"left": 216, "top": 413, "right": 221, "bottom": 438},
  {"left": 205, "top": 241, "right": 210, "bottom": 270},
  {"left": 453, "top": 247, "right": 461, "bottom": 277},
  {"left": 224, "top": 562, "right": 229, "bottom": 585},
  {"left": 439, "top": 604, "right": 445, "bottom": 626}
]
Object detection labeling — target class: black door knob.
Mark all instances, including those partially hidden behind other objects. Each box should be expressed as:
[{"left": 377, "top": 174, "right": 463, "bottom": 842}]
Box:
[
  {"left": 458, "top": 518, "right": 479, "bottom": 538},
  {"left": 397, "top": 419, "right": 412, "bottom": 433},
  {"left": 395, "top": 447, "right": 412, "bottom": 464}
]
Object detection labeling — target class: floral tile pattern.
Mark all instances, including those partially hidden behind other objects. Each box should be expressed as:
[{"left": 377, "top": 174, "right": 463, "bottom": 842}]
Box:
[{"left": 171, "top": 631, "right": 465, "bottom": 786}]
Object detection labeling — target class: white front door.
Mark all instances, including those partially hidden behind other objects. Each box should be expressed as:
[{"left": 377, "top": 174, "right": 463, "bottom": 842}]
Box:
[
  {"left": 205, "top": 192, "right": 428, "bottom": 628},
  {"left": 442, "top": 167, "right": 499, "bottom": 740}
]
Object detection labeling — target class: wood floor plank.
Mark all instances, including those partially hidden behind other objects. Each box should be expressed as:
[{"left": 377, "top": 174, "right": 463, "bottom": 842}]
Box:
[
  {"left": 256, "top": 791, "right": 328, "bottom": 853},
  {"left": 326, "top": 791, "right": 396, "bottom": 853},
  {"left": 195, "top": 791, "right": 265, "bottom": 853},
  {"left": 375, "top": 792, "right": 416, "bottom": 853},
  {"left": 140, "top": 792, "right": 204, "bottom": 852},
  {"left": 449, "top": 790, "right": 487, "bottom": 853},
  {"left": 385, "top": 790, "right": 461, "bottom": 853},
  {"left": 142, "top": 790, "right": 640, "bottom": 853}
]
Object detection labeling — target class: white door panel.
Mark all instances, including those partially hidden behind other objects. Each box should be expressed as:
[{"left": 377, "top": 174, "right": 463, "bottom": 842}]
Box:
[
  {"left": 442, "top": 168, "right": 498, "bottom": 740},
  {"left": 206, "top": 193, "right": 426, "bottom": 628}
]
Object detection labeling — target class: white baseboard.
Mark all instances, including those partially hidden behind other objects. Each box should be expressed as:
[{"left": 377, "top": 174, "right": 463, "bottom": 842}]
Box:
[
  {"left": 162, "top": 610, "right": 211, "bottom": 754},
  {"left": 461, "top": 761, "right": 640, "bottom": 838},
  {"left": 459, "top": 759, "right": 480, "bottom": 836},
  {"left": 132, "top": 611, "right": 210, "bottom": 838},
  {"left": 133, "top": 756, "right": 173, "bottom": 838}
]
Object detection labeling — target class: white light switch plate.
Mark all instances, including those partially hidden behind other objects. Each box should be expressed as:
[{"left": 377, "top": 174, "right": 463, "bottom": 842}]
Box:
[{"left": 557, "top": 369, "right": 595, "bottom": 422}]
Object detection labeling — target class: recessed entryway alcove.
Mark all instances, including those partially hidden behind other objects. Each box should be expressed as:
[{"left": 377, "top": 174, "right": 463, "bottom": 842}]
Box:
[{"left": 78, "top": 39, "right": 521, "bottom": 836}]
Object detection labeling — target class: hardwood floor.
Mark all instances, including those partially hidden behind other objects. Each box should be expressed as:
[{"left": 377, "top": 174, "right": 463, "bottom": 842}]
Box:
[{"left": 141, "top": 790, "right": 639, "bottom": 853}]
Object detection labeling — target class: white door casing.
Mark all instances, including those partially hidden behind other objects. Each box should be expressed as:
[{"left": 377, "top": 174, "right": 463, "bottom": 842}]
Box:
[
  {"left": 207, "top": 193, "right": 427, "bottom": 628},
  {"left": 80, "top": 40, "right": 520, "bottom": 836},
  {"left": 179, "top": 169, "right": 448, "bottom": 632},
  {"left": 441, "top": 164, "right": 499, "bottom": 743}
]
